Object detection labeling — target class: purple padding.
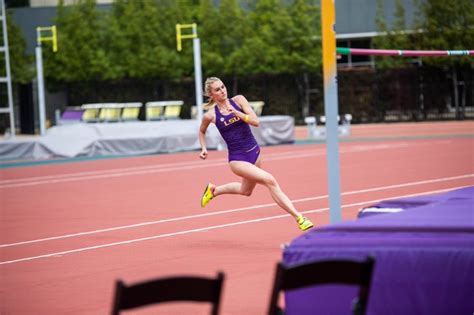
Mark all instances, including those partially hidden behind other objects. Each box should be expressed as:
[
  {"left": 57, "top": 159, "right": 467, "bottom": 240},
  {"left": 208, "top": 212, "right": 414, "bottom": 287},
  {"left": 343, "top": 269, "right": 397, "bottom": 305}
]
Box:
[
  {"left": 61, "top": 110, "right": 84, "bottom": 120},
  {"left": 359, "top": 186, "right": 473, "bottom": 219},
  {"left": 283, "top": 186, "right": 474, "bottom": 315}
]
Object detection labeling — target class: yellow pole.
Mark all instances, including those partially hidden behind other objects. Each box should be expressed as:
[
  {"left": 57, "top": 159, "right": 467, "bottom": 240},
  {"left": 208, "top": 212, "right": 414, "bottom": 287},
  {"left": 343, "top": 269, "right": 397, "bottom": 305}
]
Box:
[
  {"left": 51, "top": 25, "right": 57, "bottom": 52},
  {"left": 36, "top": 25, "right": 58, "bottom": 52},
  {"left": 176, "top": 24, "right": 182, "bottom": 51},
  {"left": 321, "top": 0, "right": 342, "bottom": 223},
  {"left": 176, "top": 23, "right": 203, "bottom": 122},
  {"left": 176, "top": 23, "right": 197, "bottom": 51}
]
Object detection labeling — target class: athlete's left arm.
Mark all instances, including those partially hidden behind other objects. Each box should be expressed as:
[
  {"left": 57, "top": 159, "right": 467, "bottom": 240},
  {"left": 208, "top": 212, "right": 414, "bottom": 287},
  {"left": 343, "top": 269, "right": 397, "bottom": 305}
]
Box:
[{"left": 232, "top": 95, "right": 260, "bottom": 127}]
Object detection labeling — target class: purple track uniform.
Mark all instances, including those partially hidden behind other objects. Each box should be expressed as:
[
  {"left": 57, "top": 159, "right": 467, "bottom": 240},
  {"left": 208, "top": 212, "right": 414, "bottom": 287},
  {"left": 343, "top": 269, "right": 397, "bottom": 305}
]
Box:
[{"left": 214, "top": 99, "right": 260, "bottom": 164}]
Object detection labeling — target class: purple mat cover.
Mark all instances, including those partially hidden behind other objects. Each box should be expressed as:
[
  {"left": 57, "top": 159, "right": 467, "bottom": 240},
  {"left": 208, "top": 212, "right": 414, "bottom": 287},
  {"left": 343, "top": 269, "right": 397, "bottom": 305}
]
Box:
[
  {"left": 358, "top": 186, "right": 472, "bottom": 219},
  {"left": 283, "top": 186, "right": 474, "bottom": 315},
  {"left": 61, "top": 109, "right": 84, "bottom": 120}
]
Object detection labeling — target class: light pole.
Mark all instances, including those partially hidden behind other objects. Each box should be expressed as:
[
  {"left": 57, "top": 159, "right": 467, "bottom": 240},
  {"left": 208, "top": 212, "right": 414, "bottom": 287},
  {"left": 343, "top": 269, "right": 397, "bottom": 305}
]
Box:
[
  {"left": 176, "top": 23, "right": 203, "bottom": 122},
  {"left": 36, "top": 25, "right": 57, "bottom": 136}
]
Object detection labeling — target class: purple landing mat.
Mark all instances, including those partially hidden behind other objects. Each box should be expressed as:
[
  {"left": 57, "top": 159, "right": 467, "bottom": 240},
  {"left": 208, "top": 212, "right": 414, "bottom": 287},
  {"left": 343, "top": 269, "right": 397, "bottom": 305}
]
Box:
[
  {"left": 282, "top": 186, "right": 474, "bottom": 315},
  {"left": 358, "top": 185, "right": 473, "bottom": 219}
]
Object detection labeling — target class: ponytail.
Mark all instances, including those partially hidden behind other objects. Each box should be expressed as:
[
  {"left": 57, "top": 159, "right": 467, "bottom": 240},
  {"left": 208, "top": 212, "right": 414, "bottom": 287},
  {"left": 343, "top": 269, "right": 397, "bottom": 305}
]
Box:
[
  {"left": 203, "top": 77, "right": 221, "bottom": 111},
  {"left": 203, "top": 99, "right": 216, "bottom": 110}
]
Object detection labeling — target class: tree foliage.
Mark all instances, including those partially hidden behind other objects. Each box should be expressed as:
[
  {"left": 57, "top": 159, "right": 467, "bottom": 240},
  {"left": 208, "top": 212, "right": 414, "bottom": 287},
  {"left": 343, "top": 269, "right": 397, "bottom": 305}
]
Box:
[
  {"left": 43, "top": 0, "right": 109, "bottom": 83},
  {"left": 373, "top": 0, "right": 414, "bottom": 68},
  {"left": 107, "top": 0, "right": 183, "bottom": 80},
  {"left": 286, "top": 0, "right": 321, "bottom": 73},
  {"left": 199, "top": 0, "right": 247, "bottom": 77},
  {"left": 3, "top": 12, "right": 34, "bottom": 83},
  {"left": 415, "top": 0, "right": 474, "bottom": 67},
  {"left": 35, "top": 0, "right": 322, "bottom": 84},
  {"left": 230, "top": 0, "right": 320, "bottom": 75},
  {"left": 373, "top": 0, "right": 473, "bottom": 117},
  {"left": 374, "top": 0, "right": 474, "bottom": 67}
]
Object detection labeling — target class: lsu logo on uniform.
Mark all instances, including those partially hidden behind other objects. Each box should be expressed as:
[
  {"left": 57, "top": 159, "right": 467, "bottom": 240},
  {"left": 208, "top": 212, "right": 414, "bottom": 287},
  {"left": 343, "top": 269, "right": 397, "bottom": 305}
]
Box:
[{"left": 224, "top": 116, "right": 241, "bottom": 127}]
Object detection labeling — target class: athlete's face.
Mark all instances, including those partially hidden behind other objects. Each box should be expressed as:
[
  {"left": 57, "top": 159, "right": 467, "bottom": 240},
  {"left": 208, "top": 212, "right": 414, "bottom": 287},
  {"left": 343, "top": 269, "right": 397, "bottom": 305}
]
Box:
[{"left": 209, "top": 80, "right": 227, "bottom": 101}]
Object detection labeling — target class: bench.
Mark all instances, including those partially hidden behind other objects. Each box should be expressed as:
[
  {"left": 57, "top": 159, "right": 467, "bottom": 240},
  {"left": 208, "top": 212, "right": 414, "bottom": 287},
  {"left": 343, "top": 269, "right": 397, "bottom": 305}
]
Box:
[{"left": 146, "top": 100, "right": 184, "bottom": 120}]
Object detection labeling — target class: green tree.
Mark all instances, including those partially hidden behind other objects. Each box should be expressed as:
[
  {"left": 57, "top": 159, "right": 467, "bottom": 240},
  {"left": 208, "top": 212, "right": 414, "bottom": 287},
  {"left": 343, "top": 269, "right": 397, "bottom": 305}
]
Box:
[
  {"left": 416, "top": 0, "right": 474, "bottom": 117},
  {"left": 218, "top": 0, "right": 248, "bottom": 77},
  {"left": 286, "top": 0, "right": 321, "bottom": 117},
  {"left": 417, "top": 0, "right": 474, "bottom": 56},
  {"left": 199, "top": 0, "right": 246, "bottom": 77},
  {"left": 198, "top": 0, "right": 247, "bottom": 93},
  {"left": 231, "top": 0, "right": 292, "bottom": 75},
  {"left": 167, "top": 0, "right": 200, "bottom": 79},
  {"left": 2, "top": 12, "right": 34, "bottom": 83},
  {"left": 197, "top": 0, "right": 221, "bottom": 76},
  {"left": 373, "top": 0, "right": 413, "bottom": 68},
  {"left": 107, "top": 0, "right": 182, "bottom": 80},
  {"left": 44, "top": 0, "right": 109, "bottom": 83},
  {"left": 285, "top": 0, "right": 321, "bottom": 73}
]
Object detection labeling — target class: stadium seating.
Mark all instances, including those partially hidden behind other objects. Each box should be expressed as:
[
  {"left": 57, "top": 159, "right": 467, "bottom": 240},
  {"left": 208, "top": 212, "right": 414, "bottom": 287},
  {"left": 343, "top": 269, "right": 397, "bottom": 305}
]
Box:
[
  {"left": 98, "top": 103, "right": 122, "bottom": 122},
  {"left": 146, "top": 100, "right": 183, "bottom": 120},
  {"left": 120, "top": 102, "right": 142, "bottom": 121},
  {"left": 81, "top": 103, "right": 102, "bottom": 123}
]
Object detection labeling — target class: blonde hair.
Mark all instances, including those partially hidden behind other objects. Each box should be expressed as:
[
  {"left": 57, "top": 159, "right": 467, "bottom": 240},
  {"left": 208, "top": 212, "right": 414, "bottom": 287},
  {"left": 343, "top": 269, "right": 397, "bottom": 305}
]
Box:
[{"left": 203, "top": 77, "right": 221, "bottom": 110}]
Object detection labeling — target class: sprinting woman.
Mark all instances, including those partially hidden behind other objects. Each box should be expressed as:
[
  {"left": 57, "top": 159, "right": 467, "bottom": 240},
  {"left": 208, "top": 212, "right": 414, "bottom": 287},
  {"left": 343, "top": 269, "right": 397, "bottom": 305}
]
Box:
[{"left": 198, "top": 77, "right": 313, "bottom": 231}]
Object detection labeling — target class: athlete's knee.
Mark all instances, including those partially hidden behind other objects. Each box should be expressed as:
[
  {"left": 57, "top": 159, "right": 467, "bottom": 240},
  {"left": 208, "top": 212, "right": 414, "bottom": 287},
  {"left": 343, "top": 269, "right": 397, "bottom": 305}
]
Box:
[
  {"left": 241, "top": 188, "right": 253, "bottom": 197},
  {"left": 262, "top": 174, "right": 277, "bottom": 188},
  {"left": 240, "top": 183, "right": 254, "bottom": 196}
]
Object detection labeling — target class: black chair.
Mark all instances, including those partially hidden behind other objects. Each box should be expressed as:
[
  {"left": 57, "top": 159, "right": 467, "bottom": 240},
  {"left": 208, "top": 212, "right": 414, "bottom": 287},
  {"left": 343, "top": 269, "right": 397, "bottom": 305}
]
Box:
[
  {"left": 268, "top": 257, "right": 375, "bottom": 315},
  {"left": 111, "top": 272, "right": 225, "bottom": 315}
]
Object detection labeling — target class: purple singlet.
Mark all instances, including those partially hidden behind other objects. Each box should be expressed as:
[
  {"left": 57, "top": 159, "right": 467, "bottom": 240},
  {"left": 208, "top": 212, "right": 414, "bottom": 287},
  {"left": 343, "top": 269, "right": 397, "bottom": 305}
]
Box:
[{"left": 214, "top": 99, "right": 260, "bottom": 164}]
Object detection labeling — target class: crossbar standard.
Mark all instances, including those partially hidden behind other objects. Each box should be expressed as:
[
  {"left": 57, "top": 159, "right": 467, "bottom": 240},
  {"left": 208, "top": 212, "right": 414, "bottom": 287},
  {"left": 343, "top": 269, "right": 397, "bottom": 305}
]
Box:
[{"left": 337, "top": 47, "right": 474, "bottom": 57}]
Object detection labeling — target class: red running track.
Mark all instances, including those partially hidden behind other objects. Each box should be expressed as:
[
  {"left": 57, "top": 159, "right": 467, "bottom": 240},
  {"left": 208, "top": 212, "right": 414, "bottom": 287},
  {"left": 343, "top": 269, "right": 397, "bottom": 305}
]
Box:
[{"left": 1, "top": 124, "right": 473, "bottom": 314}]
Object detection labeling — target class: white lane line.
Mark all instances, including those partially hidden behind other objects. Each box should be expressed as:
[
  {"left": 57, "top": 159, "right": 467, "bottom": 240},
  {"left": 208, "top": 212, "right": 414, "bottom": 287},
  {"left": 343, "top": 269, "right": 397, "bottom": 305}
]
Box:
[
  {"left": 1, "top": 174, "right": 472, "bottom": 248},
  {"left": 0, "top": 141, "right": 426, "bottom": 188},
  {"left": 1, "top": 185, "right": 469, "bottom": 266}
]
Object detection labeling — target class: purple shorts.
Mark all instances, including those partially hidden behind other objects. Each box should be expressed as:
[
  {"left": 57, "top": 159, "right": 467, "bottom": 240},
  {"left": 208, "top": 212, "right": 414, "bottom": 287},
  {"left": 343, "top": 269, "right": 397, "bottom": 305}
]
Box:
[{"left": 229, "top": 145, "right": 260, "bottom": 165}]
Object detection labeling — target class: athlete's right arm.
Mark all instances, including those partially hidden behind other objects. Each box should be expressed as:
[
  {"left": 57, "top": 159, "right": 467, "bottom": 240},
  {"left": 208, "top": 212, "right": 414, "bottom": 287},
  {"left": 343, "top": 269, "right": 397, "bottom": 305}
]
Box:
[{"left": 199, "top": 111, "right": 214, "bottom": 160}]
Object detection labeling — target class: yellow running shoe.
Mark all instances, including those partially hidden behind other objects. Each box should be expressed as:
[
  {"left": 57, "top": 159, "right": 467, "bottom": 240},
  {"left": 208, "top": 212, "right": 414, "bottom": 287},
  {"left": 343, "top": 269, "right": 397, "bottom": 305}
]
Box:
[
  {"left": 296, "top": 215, "right": 314, "bottom": 231},
  {"left": 201, "top": 183, "right": 215, "bottom": 208}
]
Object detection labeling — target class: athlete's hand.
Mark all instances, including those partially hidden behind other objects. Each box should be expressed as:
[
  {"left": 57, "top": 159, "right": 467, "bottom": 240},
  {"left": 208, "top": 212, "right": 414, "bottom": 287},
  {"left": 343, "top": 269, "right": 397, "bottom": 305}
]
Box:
[
  {"left": 226, "top": 103, "right": 236, "bottom": 114},
  {"left": 200, "top": 149, "right": 208, "bottom": 160}
]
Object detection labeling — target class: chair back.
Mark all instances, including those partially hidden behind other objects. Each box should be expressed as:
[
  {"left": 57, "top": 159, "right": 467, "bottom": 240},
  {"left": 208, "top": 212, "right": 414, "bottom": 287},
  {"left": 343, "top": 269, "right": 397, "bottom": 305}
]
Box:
[
  {"left": 164, "top": 104, "right": 182, "bottom": 119},
  {"left": 120, "top": 102, "right": 142, "bottom": 121},
  {"left": 121, "top": 107, "right": 140, "bottom": 121},
  {"left": 112, "top": 272, "right": 225, "bottom": 315},
  {"left": 81, "top": 108, "right": 100, "bottom": 122},
  {"left": 145, "top": 101, "right": 183, "bottom": 120},
  {"left": 99, "top": 106, "right": 122, "bottom": 122},
  {"left": 268, "top": 257, "right": 375, "bottom": 315}
]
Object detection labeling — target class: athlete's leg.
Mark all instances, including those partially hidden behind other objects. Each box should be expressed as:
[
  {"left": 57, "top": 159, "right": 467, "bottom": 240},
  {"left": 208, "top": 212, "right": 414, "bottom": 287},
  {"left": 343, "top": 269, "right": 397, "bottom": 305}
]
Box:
[
  {"left": 230, "top": 159, "right": 314, "bottom": 230},
  {"left": 212, "top": 154, "right": 262, "bottom": 197},
  {"left": 229, "top": 159, "right": 301, "bottom": 218},
  {"left": 200, "top": 176, "right": 257, "bottom": 207},
  {"left": 213, "top": 179, "right": 257, "bottom": 197}
]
